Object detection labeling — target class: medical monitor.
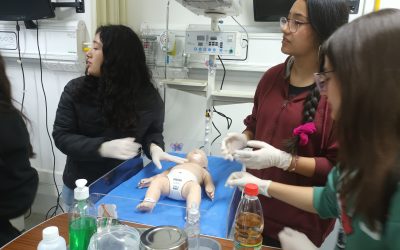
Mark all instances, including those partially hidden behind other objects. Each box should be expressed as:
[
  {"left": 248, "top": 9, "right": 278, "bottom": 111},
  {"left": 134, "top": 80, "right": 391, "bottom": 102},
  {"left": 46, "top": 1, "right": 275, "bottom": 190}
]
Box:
[
  {"left": 253, "top": 0, "right": 295, "bottom": 22},
  {"left": 0, "top": 0, "right": 55, "bottom": 21}
]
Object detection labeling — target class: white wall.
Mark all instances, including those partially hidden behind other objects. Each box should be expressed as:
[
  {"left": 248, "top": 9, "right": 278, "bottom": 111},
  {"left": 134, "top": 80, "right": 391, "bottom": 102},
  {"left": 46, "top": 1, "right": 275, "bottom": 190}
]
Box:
[{"left": 364, "top": 0, "right": 400, "bottom": 11}]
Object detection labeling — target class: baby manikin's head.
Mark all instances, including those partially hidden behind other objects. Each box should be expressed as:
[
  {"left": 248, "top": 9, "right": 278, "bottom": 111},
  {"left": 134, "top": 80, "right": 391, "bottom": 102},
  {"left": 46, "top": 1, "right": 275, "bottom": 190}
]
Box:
[{"left": 186, "top": 149, "right": 208, "bottom": 169}]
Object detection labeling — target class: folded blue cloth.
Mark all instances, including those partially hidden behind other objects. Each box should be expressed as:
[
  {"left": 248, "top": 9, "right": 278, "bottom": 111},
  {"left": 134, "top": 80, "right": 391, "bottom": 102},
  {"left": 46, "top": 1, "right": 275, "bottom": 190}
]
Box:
[{"left": 94, "top": 153, "right": 242, "bottom": 238}]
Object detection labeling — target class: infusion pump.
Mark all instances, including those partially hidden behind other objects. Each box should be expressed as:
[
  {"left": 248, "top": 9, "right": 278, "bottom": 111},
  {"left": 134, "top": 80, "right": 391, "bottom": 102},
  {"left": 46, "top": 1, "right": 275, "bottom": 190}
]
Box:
[{"left": 185, "top": 30, "right": 242, "bottom": 56}]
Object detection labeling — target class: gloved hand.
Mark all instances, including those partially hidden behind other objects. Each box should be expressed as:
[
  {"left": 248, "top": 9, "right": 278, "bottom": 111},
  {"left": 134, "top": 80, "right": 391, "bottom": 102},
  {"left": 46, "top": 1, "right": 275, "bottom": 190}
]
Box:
[
  {"left": 225, "top": 171, "right": 271, "bottom": 197},
  {"left": 221, "top": 132, "right": 248, "bottom": 161},
  {"left": 234, "top": 140, "right": 292, "bottom": 170},
  {"left": 278, "top": 227, "right": 318, "bottom": 250},
  {"left": 150, "top": 143, "right": 187, "bottom": 169},
  {"left": 99, "top": 137, "right": 142, "bottom": 160}
]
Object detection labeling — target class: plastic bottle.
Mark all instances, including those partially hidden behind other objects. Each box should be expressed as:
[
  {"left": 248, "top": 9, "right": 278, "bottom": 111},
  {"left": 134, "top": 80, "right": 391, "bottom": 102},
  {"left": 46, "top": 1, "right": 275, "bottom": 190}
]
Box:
[
  {"left": 184, "top": 203, "right": 200, "bottom": 250},
  {"left": 68, "top": 179, "right": 97, "bottom": 250},
  {"left": 234, "top": 183, "right": 264, "bottom": 250},
  {"left": 37, "top": 226, "right": 66, "bottom": 250}
]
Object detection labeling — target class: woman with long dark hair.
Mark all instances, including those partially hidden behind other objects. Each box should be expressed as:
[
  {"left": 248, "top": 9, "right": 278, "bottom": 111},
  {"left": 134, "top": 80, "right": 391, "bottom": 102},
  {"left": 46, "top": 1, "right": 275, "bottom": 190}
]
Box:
[
  {"left": 228, "top": 9, "right": 400, "bottom": 249},
  {"left": 53, "top": 25, "right": 185, "bottom": 208},
  {"left": 221, "top": 0, "right": 349, "bottom": 247},
  {"left": 0, "top": 54, "right": 38, "bottom": 247}
]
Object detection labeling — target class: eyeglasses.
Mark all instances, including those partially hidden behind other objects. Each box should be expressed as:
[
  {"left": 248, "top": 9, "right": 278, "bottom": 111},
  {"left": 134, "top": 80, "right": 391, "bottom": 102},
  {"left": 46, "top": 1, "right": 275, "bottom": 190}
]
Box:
[
  {"left": 280, "top": 17, "right": 310, "bottom": 33},
  {"left": 314, "top": 70, "right": 335, "bottom": 93}
]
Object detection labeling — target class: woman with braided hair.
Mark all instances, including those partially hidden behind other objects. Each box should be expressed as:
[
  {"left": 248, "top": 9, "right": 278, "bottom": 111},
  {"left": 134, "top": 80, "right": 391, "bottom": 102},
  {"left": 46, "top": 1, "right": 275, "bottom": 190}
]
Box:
[{"left": 221, "top": 0, "right": 349, "bottom": 247}]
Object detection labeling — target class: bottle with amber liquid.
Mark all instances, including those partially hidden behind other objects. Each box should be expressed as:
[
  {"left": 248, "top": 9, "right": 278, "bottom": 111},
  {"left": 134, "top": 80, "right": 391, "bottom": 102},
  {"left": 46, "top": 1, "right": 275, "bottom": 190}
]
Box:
[{"left": 234, "top": 183, "right": 264, "bottom": 250}]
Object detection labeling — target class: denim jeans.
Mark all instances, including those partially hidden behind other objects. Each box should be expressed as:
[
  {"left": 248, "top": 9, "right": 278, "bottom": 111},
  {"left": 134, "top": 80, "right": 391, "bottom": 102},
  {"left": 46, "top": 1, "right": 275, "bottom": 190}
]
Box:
[{"left": 61, "top": 185, "right": 74, "bottom": 212}]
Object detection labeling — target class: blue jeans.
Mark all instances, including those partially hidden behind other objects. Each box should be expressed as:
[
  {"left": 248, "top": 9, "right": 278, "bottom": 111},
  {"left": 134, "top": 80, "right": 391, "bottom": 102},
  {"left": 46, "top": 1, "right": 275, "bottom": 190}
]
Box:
[{"left": 61, "top": 185, "right": 74, "bottom": 212}]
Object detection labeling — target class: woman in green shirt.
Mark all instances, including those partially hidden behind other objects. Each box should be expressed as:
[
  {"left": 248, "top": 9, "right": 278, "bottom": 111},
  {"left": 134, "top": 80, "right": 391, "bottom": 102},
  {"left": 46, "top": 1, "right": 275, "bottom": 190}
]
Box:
[{"left": 226, "top": 9, "right": 400, "bottom": 250}]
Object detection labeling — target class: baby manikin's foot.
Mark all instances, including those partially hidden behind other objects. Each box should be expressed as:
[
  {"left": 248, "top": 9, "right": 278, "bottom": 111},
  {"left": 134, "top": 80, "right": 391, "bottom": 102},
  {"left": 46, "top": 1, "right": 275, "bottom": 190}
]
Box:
[{"left": 136, "top": 198, "right": 156, "bottom": 212}]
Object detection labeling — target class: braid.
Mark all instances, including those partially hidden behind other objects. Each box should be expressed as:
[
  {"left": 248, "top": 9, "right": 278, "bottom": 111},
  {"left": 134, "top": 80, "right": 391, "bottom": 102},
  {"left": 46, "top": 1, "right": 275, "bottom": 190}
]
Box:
[
  {"left": 285, "top": 86, "right": 321, "bottom": 154},
  {"left": 302, "top": 87, "right": 321, "bottom": 123}
]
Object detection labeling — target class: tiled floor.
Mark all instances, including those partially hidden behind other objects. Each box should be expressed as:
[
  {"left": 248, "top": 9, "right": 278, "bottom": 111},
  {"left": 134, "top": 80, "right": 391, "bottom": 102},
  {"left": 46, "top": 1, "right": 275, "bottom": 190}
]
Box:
[{"left": 24, "top": 212, "right": 46, "bottom": 231}]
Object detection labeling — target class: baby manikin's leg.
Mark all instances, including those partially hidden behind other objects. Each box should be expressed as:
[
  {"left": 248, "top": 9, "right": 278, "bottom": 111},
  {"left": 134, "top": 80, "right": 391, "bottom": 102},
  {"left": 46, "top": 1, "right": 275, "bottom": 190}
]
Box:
[
  {"left": 137, "top": 176, "right": 169, "bottom": 212},
  {"left": 182, "top": 182, "right": 201, "bottom": 210}
]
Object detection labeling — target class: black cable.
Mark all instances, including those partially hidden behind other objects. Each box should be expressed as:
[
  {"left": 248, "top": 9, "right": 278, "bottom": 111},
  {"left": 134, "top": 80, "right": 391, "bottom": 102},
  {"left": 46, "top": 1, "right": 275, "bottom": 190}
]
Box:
[
  {"left": 16, "top": 21, "right": 26, "bottom": 112},
  {"left": 213, "top": 106, "right": 232, "bottom": 129},
  {"left": 210, "top": 106, "right": 233, "bottom": 147},
  {"left": 35, "top": 21, "right": 64, "bottom": 218},
  {"left": 217, "top": 55, "right": 226, "bottom": 90},
  {"left": 211, "top": 121, "right": 221, "bottom": 146},
  {"left": 16, "top": 21, "right": 33, "bottom": 219}
]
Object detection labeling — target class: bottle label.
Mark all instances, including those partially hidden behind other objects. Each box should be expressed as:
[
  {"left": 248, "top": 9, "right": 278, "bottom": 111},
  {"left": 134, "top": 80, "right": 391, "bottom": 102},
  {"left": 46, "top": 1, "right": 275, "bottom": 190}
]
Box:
[{"left": 234, "top": 240, "right": 262, "bottom": 250}]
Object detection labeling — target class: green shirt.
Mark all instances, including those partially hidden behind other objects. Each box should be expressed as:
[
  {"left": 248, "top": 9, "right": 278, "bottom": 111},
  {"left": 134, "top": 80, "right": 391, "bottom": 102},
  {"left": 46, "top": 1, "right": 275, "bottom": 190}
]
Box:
[{"left": 313, "top": 167, "right": 400, "bottom": 250}]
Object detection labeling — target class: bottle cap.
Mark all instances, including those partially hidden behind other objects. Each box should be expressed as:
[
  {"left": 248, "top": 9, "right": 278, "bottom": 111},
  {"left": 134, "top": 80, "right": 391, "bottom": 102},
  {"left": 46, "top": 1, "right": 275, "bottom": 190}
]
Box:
[
  {"left": 42, "top": 226, "right": 60, "bottom": 241},
  {"left": 74, "top": 179, "right": 89, "bottom": 200},
  {"left": 244, "top": 183, "right": 259, "bottom": 196}
]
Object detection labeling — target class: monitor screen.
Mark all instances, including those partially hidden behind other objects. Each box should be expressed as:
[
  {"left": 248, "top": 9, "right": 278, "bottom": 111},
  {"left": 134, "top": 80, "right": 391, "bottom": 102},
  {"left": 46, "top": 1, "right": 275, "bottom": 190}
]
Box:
[
  {"left": 253, "top": 0, "right": 295, "bottom": 22},
  {"left": 0, "top": 0, "right": 55, "bottom": 21}
]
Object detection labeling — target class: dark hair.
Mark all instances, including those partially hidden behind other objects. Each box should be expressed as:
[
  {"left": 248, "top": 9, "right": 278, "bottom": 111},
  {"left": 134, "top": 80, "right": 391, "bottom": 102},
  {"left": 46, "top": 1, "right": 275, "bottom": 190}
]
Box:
[
  {"left": 322, "top": 9, "right": 400, "bottom": 229},
  {"left": 0, "top": 54, "right": 35, "bottom": 157},
  {"left": 307, "top": 0, "right": 349, "bottom": 44},
  {"left": 285, "top": 0, "right": 349, "bottom": 154},
  {"left": 78, "top": 25, "right": 157, "bottom": 133}
]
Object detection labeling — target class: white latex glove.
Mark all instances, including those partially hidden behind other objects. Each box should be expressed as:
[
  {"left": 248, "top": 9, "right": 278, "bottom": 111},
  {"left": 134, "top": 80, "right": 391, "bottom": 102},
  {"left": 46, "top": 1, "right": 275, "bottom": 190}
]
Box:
[
  {"left": 225, "top": 171, "right": 271, "bottom": 197},
  {"left": 99, "top": 137, "right": 142, "bottom": 160},
  {"left": 278, "top": 227, "right": 318, "bottom": 250},
  {"left": 221, "top": 132, "right": 248, "bottom": 161},
  {"left": 150, "top": 143, "right": 187, "bottom": 169},
  {"left": 234, "top": 140, "right": 292, "bottom": 170}
]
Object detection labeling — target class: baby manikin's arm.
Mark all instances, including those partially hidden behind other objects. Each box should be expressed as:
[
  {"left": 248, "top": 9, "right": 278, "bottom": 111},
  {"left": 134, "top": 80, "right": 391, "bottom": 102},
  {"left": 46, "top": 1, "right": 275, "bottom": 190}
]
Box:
[
  {"left": 202, "top": 170, "right": 215, "bottom": 200},
  {"left": 138, "top": 168, "right": 172, "bottom": 188}
]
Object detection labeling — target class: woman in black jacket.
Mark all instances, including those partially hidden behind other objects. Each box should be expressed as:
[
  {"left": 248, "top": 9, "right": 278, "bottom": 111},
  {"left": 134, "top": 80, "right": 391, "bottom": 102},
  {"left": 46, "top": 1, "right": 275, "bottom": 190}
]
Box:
[
  {"left": 0, "top": 54, "right": 38, "bottom": 247},
  {"left": 53, "top": 25, "right": 185, "bottom": 208}
]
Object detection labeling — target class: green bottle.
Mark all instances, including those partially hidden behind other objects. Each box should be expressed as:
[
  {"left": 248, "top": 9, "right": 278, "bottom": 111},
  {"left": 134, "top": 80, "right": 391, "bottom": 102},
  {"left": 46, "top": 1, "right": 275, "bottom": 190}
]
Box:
[{"left": 68, "top": 179, "right": 97, "bottom": 250}]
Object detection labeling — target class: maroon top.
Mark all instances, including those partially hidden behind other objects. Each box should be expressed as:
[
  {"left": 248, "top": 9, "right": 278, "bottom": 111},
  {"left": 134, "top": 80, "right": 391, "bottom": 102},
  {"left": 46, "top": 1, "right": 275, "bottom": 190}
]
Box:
[{"left": 244, "top": 58, "right": 337, "bottom": 247}]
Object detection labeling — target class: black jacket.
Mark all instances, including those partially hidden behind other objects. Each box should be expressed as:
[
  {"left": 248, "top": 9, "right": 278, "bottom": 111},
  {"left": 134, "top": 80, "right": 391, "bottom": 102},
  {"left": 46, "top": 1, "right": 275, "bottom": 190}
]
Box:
[
  {"left": 0, "top": 110, "right": 38, "bottom": 220},
  {"left": 53, "top": 76, "right": 165, "bottom": 189}
]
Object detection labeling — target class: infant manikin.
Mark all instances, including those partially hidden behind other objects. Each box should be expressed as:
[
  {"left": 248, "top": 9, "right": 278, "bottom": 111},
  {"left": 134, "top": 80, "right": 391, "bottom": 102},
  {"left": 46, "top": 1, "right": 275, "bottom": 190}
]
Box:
[{"left": 137, "top": 149, "right": 215, "bottom": 211}]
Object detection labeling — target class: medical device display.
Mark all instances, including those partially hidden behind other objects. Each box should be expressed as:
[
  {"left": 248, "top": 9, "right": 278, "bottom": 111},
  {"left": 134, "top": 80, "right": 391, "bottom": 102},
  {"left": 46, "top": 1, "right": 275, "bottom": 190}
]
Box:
[{"left": 185, "top": 30, "right": 242, "bottom": 56}]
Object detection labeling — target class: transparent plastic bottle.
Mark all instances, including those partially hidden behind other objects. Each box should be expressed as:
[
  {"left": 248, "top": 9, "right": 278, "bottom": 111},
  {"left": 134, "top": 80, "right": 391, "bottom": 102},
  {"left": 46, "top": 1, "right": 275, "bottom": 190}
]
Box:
[
  {"left": 184, "top": 203, "right": 200, "bottom": 250},
  {"left": 234, "top": 183, "right": 264, "bottom": 250},
  {"left": 68, "top": 179, "right": 97, "bottom": 250},
  {"left": 37, "top": 226, "right": 66, "bottom": 250}
]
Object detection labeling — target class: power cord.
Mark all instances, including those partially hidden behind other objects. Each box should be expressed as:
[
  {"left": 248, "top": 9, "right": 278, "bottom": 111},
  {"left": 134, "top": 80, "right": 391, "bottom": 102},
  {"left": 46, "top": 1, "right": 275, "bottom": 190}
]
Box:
[
  {"left": 211, "top": 106, "right": 233, "bottom": 147},
  {"left": 16, "top": 21, "right": 33, "bottom": 219},
  {"left": 211, "top": 121, "right": 221, "bottom": 146},
  {"left": 218, "top": 55, "right": 226, "bottom": 90},
  {"left": 34, "top": 21, "right": 64, "bottom": 219},
  {"left": 16, "top": 21, "right": 26, "bottom": 112}
]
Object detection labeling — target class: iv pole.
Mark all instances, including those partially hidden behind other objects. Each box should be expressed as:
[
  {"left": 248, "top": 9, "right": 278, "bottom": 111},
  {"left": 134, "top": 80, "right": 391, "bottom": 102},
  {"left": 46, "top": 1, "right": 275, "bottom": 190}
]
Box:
[{"left": 204, "top": 13, "right": 224, "bottom": 155}]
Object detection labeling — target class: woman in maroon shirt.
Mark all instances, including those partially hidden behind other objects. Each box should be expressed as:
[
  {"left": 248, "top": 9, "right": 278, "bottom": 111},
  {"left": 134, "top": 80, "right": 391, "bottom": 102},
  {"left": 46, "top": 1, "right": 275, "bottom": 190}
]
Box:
[{"left": 221, "top": 0, "right": 349, "bottom": 247}]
